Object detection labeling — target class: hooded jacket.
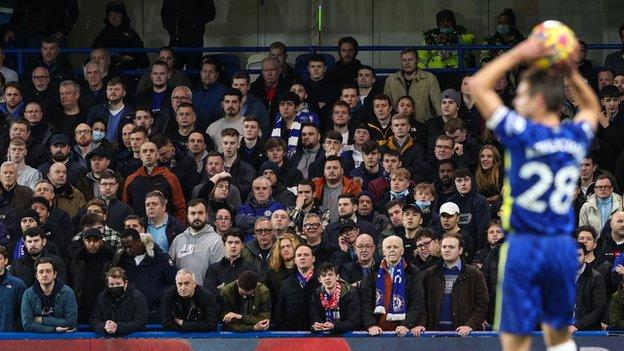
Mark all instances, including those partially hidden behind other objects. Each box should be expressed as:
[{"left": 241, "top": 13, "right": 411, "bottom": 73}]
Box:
[
  {"left": 89, "top": 282, "right": 148, "bottom": 336},
  {"left": 447, "top": 178, "right": 491, "bottom": 249},
  {"left": 220, "top": 280, "right": 271, "bottom": 332},
  {"left": 168, "top": 224, "right": 225, "bottom": 286},
  {"left": 122, "top": 165, "right": 186, "bottom": 223},
  {"left": 91, "top": 1, "right": 149, "bottom": 69},
  {"left": 113, "top": 233, "right": 176, "bottom": 312}
]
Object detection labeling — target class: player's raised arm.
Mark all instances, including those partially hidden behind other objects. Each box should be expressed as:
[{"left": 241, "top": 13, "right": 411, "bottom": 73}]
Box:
[
  {"left": 470, "top": 38, "right": 550, "bottom": 120},
  {"left": 566, "top": 63, "right": 600, "bottom": 132}
]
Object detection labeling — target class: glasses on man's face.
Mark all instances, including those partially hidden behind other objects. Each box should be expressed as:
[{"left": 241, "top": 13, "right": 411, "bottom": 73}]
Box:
[
  {"left": 216, "top": 216, "right": 231, "bottom": 222},
  {"left": 172, "top": 95, "right": 190, "bottom": 101},
  {"left": 355, "top": 244, "right": 374, "bottom": 250},
  {"left": 595, "top": 185, "right": 613, "bottom": 190},
  {"left": 303, "top": 223, "right": 321, "bottom": 230},
  {"left": 75, "top": 130, "right": 91, "bottom": 135},
  {"left": 416, "top": 240, "right": 432, "bottom": 249},
  {"left": 435, "top": 144, "right": 453, "bottom": 150},
  {"left": 254, "top": 228, "right": 273, "bottom": 236}
]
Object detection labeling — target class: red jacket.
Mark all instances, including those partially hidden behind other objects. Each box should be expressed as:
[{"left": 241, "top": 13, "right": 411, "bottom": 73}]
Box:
[
  {"left": 122, "top": 166, "right": 186, "bottom": 223},
  {"left": 312, "top": 176, "right": 362, "bottom": 201}
]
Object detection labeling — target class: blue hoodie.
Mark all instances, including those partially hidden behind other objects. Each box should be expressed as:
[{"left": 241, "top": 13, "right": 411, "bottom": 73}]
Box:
[{"left": 0, "top": 271, "right": 26, "bottom": 331}]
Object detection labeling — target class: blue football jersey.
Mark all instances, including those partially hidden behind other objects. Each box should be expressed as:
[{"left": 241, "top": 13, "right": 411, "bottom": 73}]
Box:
[{"left": 487, "top": 106, "right": 594, "bottom": 237}]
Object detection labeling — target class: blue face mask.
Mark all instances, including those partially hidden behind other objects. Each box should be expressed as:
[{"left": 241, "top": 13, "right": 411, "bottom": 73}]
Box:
[
  {"left": 439, "top": 26, "right": 454, "bottom": 35},
  {"left": 415, "top": 200, "right": 431, "bottom": 210},
  {"left": 93, "top": 130, "right": 105, "bottom": 142},
  {"left": 497, "top": 24, "right": 511, "bottom": 36}
]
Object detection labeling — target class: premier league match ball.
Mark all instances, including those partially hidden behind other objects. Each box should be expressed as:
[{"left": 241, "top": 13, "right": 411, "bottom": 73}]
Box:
[{"left": 530, "top": 20, "right": 578, "bottom": 70}]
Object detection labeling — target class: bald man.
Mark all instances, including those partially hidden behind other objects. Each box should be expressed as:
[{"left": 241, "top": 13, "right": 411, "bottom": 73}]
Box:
[
  {"left": 362, "top": 235, "right": 425, "bottom": 337},
  {"left": 48, "top": 162, "right": 85, "bottom": 216},
  {"left": 339, "top": 233, "right": 377, "bottom": 287},
  {"left": 122, "top": 142, "right": 186, "bottom": 222}
]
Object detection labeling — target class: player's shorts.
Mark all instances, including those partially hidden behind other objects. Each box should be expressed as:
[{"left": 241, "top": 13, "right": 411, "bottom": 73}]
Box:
[{"left": 494, "top": 234, "right": 577, "bottom": 334}]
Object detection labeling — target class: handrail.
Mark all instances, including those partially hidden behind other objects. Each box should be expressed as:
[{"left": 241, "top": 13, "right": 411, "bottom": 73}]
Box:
[
  {"left": 0, "top": 329, "right": 617, "bottom": 340},
  {"left": 6, "top": 43, "right": 622, "bottom": 77}
]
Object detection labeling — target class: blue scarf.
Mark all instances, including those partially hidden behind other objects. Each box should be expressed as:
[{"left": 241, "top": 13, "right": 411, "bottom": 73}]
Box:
[
  {"left": 272, "top": 112, "right": 316, "bottom": 160},
  {"left": 597, "top": 196, "right": 612, "bottom": 232},
  {"left": 374, "top": 258, "right": 407, "bottom": 320},
  {"left": 295, "top": 268, "right": 314, "bottom": 288}
]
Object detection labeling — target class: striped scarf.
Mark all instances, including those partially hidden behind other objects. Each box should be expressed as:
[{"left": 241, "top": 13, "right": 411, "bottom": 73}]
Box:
[{"left": 272, "top": 112, "right": 317, "bottom": 160}]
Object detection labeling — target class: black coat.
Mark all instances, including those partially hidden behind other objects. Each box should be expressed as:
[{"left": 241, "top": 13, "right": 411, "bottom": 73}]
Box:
[
  {"left": 106, "top": 198, "right": 135, "bottom": 233},
  {"left": 273, "top": 273, "right": 321, "bottom": 331},
  {"left": 324, "top": 218, "right": 378, "bottom": 249},
  {"left": 89, "top": 284, "right": 148, "bottom": 336},
  {"left": 160, "top": 0, "right": 215, "bottom": 46},
  {"left": 360, "top": 263, "right": 424, "bottom": 329},
  {"left": 161, "top": 284, "right": 218, "bottom": 331},
  {"left": 203, "top": 256, "right": 262, "bottom": 297},
  {"left": 309, "top": 281, "right": 361, "bottom": 333},
  {"left": 9, "top": 0, "right": 78, "bottom": 38},
  {"left": 339, "top": 261, "right": 378, "bottom": 286},
  {"left": 10, "top": 250, "right": 67, "bottom": 288},
  {"left": 91, "top": 20, "right": 149, "bottom": 69},
  {"left": 158, "top": 151, "right": 201, "bottom": 201},
  {"left": 575, "top": 265, "right": 607, "bottom": 330}
]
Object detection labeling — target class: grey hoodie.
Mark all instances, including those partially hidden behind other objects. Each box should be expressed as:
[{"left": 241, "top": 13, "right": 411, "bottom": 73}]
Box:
[{"left": 168, "top": 224, "right": 225, "bottom": 285}]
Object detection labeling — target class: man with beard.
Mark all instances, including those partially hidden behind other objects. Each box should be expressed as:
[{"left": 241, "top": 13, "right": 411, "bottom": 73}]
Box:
[
  {"left": 79, "top": 61, "right": 106, "bottom": 110},
  {"left": 169, "top": 200, "right": 225, "bottom": 286},
  {"left": 433, "top": 159, "right": 457, "bottom": 211},
  {"left": 20, "top": 257, "right": 77, "bottom": 333},
  {"left": 135, "top": 60, "right": 172, "bottom": 121},
  {"left": 10, "top": 228, "right": 67, "bottom": 288},
  {"left": 48, "top": 80, "right": 87, "bottom": 140},
  {"left": 207, "top": 89, "right": 245, "bottom": 150},
  {"left": 161, "top": 268, "right": 218, "bottom": 331},
  {"left": 0, "top": 82, "right": 25, "bottom": 120},
  {"left": 67, "top": 228, "right": 115, "bottom": 323},
  {"left": 87, "top": 78, "right": 134, "bottom": 146},
  {"left": 71, "top": 123, "right": 96, "bottom": 169},
  {"left": 193, "top": 151, "right": 242, "bottom": 203},
  {"left": 290, "top": 180, "right": 328, "bottom": 233},
  {"left": 90, "top": 266, "right": 148, "bottom": 335},
  {"left": 37, "top": 134, "right": 87, "bottom": 186},
  {"left": 384, "top": 48, "right": 442, "bottom": 122},
  {"left": 293, "top": 123, "right": 324, "bottom": 180},
  {"left": 356, "top": 191, "right": 391, "bottom": 235},
  {"left": 23, "top": 67, "right": 60, "bottom": 115},
  {"left": 153, "top": 134, "right": 200, "bottom": 201},
  {"left": 325, "top": 194, "right": 377, "bottom": 248},
  {"left": 328, "top": 101, "right": 354, "bottom": 147},
  {"left": 312, "top": 156, "right": 362, "bottom": 223},
  {"left": 193, "top": 58, "right": 227, "bottom": 131},
  {"left": 328, "top": 37, "right": 362, "bottom": 89},
  {"left": 75, "top": 148, "right": 114, "bottom": 202}
]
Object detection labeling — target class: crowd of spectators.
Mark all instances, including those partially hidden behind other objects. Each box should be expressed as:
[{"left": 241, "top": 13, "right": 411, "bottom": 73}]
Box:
[{"left": 1, "top": 0, "right": 624, "bottom": 338}]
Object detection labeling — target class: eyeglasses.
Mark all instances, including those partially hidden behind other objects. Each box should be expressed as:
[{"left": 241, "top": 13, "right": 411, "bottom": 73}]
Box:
[
  {"left": 216, "top": 216, "right": 231, "bottom": 221},
  {"left": 303, "top": 223, "right": 321, "bottom": 229},
  {"left": 416, "top": 240, "right": 432, "bottom": 249},
  {"left": 595, "top": 185, "right": 613, "bottom": 190},
  {"left": 75, "top": 130, "right": 91, "bottom": 135},
  {"left": 355, "top": 244, "right": 374, "bottom": 250},
  {"left": 254, "top": 228, "right": 273, "bottom": 236}
]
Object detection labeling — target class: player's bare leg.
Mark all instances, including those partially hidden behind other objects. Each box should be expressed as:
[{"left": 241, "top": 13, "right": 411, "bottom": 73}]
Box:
[
  {"left": 500, "top": 332, "right": 531, "bottom": 351},
  {"left": 542, "top": 324, "right": 577, "bottom": 351}
]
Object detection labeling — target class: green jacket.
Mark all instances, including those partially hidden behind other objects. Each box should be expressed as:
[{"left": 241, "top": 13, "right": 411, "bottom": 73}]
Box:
[
  {"left": 419, "top": 25, "right": 475, "bottom": 69},
  {"left": 609, "top": 285, "right": 624, "bottom": 329},
  {"left": 220, "top": 280, "right": 271, "bottom": 332}
]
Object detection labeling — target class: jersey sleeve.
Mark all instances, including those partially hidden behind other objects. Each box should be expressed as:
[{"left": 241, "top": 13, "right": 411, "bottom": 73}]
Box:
[{"left": 486, "top": 106, "right": 529, "bottom": 148}]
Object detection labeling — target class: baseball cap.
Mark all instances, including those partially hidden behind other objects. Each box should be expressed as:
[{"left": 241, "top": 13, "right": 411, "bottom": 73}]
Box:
[
  {"left": 50, "top": 134, "right": 70, "bottom": 146},
  {"left": 339, "top": 219, "right": 358, "bottom": 233},
  {"left": 403, "top": 204, "right": 423, "bottom": 215},
  {"left": 441, "top": 89, "right": 461, "bottom": 106},
  {"left": 439, "top": 202, "right": 460, "bottom": 215},
  {"left": 83, "top": 228, "right": 103, "bottom": 239}
]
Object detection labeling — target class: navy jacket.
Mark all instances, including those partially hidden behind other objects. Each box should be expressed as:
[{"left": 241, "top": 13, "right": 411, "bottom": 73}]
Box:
[{"left": 0, "top": 272, "right": 26, "bottom": 331}]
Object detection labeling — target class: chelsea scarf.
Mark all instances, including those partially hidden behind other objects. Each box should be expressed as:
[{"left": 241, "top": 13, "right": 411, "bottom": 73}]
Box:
[{"left": 374, "top": 258, "right": 407, "bottom": 321}]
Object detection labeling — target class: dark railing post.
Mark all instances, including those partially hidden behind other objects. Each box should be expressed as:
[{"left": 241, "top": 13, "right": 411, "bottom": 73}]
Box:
[{"left": 16, "top": 51, "right": 25, "bottom": 77}]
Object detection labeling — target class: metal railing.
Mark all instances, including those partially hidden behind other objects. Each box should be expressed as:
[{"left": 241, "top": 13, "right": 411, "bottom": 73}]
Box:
[{"left": 5, "top": 44, "right": 622, "bottom": 77}]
